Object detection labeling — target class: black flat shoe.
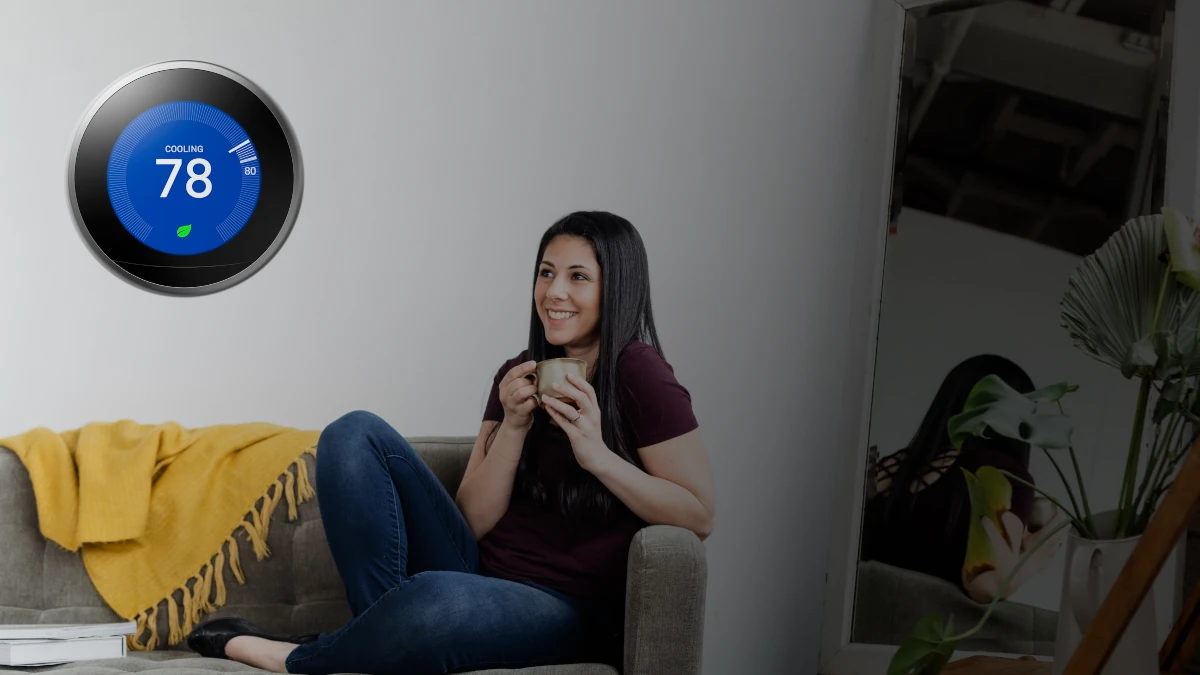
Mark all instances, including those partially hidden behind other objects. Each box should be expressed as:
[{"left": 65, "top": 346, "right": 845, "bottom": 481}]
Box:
[{"left": 186, "top": 617, "right": 319, "bottom": 659}]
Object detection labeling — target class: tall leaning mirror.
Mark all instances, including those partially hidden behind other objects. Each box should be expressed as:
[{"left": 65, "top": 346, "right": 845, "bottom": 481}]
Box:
[{"left": 820, "top": 0, "right": 1200, "bottom": 672}]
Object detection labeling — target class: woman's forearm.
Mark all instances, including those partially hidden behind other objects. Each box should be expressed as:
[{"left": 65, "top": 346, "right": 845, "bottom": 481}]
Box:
[
  {"left": 589, "top": 450, "right": 714, "bottom": 539},
  {"left": 455, "top": 421, "right": 528, "bottom": 539}
]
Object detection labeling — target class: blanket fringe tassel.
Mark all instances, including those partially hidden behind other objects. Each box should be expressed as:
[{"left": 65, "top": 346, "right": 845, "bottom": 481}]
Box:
[{"left": 126, "top": 446, "right": 318, "bottom": 651}]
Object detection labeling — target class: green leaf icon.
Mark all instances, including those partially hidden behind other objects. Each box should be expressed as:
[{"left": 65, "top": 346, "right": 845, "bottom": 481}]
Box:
[{"left": 177, "top": 224, "right": 192, "bottom": 238}]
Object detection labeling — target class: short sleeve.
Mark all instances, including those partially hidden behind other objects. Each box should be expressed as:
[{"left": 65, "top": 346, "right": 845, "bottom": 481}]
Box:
[
  {"left": 618, "top": 342, "right": 699, "bottom": 448},
  {"left": 483, "top": 352, "right": 528, "bottom": 422}
]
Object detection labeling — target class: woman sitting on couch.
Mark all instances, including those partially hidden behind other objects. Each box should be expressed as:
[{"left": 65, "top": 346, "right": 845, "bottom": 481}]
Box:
[{"left": 187, "top": 211, "right": 717, "bottom": 674}]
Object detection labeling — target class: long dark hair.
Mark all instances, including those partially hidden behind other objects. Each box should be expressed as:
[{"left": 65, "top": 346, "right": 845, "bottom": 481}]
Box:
[
  {"left": 491, "top": 211, "right": 663, "bottom": 526},
  {"left": 877, "top": 354, "right": 1035, "bottom": 528}
]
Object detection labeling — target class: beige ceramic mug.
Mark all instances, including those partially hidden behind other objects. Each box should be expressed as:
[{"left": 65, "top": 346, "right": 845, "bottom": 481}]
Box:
[{"left": 524, "top": 358, "right": 587, "bottom": 410}]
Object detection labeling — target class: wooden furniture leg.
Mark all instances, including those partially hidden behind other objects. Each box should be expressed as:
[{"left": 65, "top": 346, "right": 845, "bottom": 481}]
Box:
[
  {"left": 1062, "top": 442, "right": 1200, "bottom": 675},
  {"left": 1161, "top": 568, "right": 1200, "bottom": 672}
]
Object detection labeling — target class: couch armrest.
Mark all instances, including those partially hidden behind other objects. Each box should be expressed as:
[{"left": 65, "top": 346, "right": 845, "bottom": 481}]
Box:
[{"left": 623, "top": 525, "right": 707, "bottom": 675}]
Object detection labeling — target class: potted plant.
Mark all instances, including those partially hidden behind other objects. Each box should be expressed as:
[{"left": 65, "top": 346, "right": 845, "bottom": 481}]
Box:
[{"left": 887, "top": 207, "right": 1200, "bottom": 675}]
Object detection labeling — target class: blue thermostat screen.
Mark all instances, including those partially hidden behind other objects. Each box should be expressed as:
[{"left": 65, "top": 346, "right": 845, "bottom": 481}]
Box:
[{"left": 107, "top": 101, "right": 262, "bottom": 256}]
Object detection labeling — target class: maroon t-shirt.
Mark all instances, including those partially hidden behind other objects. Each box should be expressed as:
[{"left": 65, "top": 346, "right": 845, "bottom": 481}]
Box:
[{"left": 477, "top": 340, "right": 698, "bottom": 599}]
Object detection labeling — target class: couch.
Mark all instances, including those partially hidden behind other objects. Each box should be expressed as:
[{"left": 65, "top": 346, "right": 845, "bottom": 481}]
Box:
[
  {"left": 853, "top": 560, "right": 1058, "bottom": 656},
  {"left": 0, "top": 437, "right": 707, "bottom": 675}
]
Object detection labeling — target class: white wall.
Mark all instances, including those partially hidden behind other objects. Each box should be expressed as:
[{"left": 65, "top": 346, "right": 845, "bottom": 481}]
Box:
[
  {"left": 0, "top": 1, "right": 882, "bottom": 672},
  {"left": 864, "top": 207, "right": 1176, "bottom": 631}
]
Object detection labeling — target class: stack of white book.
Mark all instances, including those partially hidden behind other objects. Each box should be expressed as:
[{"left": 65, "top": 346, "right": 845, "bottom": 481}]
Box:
[{"left": 0, "top": 622, "right": 135, "bottom": 667}]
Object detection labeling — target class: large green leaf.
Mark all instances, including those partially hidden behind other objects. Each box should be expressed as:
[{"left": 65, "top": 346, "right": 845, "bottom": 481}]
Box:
[
  {"left": 887, "top": 614, "right": 959, "bottom": 675},
  {"left": 1061, "top": 211, "right": 1200, "bottom": 380},
  {"left": 947, "top": 375, "right": 1075, "bottom": 450},
  {"left": 962, "top": 466, "right": 1013, "bottom": 585},
  {"left": 1025, "top": 382, "right": 1079, "bottom": 404}
]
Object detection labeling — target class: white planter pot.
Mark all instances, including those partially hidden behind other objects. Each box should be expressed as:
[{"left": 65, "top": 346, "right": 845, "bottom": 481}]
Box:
[{"left": 1052, "top": 510, "right": 1158, "bottom": 675}]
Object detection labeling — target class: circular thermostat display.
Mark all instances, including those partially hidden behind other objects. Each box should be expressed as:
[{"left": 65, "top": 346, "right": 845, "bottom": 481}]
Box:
[
  {"left": 69, "top": 61, "right": 302, "bottom": 295},
  {"left": 108, "top": 101, "right": 262, "bottom": 256}
]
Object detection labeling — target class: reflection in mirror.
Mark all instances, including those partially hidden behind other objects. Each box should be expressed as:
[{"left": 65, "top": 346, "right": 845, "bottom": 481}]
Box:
[{"left": 852, "top": 0, "right": 1175, "bottom": 661}]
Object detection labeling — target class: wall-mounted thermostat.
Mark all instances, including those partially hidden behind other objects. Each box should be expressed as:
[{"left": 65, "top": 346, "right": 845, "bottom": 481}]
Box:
[{"left": 68, "top": 61, "right": 303, "bottom": 295}]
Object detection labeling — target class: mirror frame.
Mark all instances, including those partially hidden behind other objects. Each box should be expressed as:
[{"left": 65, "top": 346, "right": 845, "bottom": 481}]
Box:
[{"left": 819, "top": 0, "right": 1200, "bottom": 672}]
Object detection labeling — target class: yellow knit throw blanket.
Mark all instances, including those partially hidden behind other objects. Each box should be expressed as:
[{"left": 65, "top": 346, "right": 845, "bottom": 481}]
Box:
[{"left": 0, "top": 420, "right": 321, "bottom": 651}]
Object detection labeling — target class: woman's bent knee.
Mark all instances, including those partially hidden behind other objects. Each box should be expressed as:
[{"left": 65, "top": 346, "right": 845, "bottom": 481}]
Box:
[
  {"left": 317, "top": 411, "right": 418, "bottom": 469},
  {"left": 317, "top": 410, "right": 393, "bottom": 476},
  {"left": 325, "top": 410, "right": 388, "bottom": 438},
  {"left": 320, "top": 411, "right": 396, "bottom": 449}
]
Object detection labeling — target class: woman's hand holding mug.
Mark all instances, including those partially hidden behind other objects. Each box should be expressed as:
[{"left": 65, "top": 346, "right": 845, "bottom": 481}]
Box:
[
  {"left": 499, "top": 360, "right": 540, "bottom": 430},
  {"left": 542, "top": 373, "right": 611, "bottom": 473}
]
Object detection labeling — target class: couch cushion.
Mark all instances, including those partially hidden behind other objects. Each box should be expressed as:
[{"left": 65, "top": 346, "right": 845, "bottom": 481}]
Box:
[
  {"left": 0, "top": 437, "right": 476, "bottom": 649},
  {"left": 0, "top": 651, "right": 618, "bottom": 675}
]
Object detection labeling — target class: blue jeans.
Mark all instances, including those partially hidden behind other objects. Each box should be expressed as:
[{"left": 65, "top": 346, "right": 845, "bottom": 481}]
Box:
[{"left": 284, "top": 411, "right": 616, "bottom": 675}]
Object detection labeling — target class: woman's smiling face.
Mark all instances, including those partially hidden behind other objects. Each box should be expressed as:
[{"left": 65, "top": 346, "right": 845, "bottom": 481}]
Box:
[{"left": 535, "top": 234, "right": 602, "bottom": 353}]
